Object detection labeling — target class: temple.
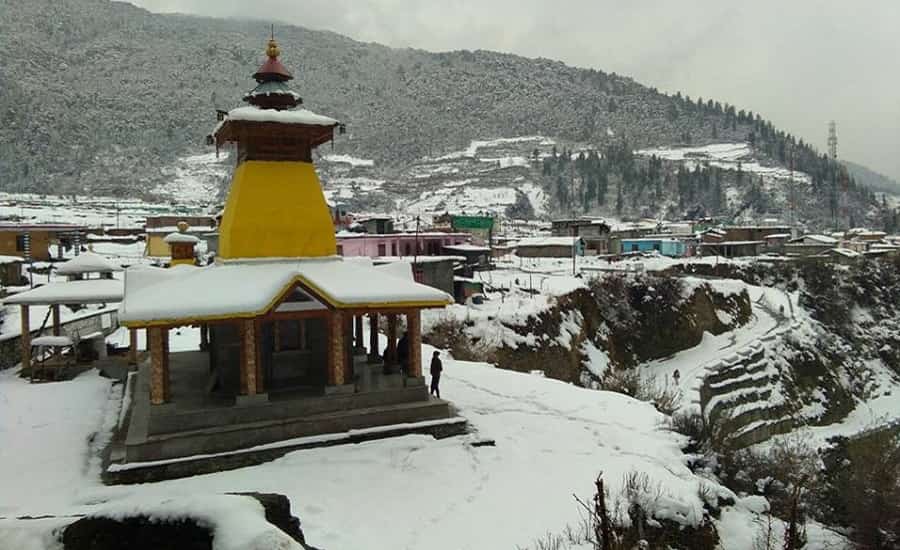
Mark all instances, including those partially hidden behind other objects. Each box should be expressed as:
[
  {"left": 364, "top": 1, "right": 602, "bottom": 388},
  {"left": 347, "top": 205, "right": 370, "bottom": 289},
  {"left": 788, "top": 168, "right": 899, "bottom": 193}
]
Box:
[{"left": 116, "top": 37, "right": 459, "bottom": 468}]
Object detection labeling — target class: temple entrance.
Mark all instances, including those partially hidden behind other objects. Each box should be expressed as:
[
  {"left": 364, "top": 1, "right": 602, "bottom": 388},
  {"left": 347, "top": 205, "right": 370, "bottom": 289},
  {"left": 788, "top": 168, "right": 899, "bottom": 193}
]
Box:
[{"left": 259, "top": 317, "right": 328, "bottom": 391}]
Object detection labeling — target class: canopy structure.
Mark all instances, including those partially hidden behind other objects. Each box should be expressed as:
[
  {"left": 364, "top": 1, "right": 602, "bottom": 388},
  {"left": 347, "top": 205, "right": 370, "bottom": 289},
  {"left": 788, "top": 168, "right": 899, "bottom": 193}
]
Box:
[
  {"left": 5, "top": 279, "right": 124, "bottom": 305},
  {"left": 55, "top": 251, "right": 123, "bottom": 277},
  {"left": 5, "top": 278, "right": 124, "bottom": 373},
  {"left": 119, "top": 258, "right": 452, "bottom": 327}
]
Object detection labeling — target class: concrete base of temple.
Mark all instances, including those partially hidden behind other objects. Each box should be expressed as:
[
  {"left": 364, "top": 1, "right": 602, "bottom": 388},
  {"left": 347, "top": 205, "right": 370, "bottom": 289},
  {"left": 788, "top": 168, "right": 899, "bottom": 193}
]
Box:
[{"left": 110, "top": 353, "right": 464, "bottom": 481}]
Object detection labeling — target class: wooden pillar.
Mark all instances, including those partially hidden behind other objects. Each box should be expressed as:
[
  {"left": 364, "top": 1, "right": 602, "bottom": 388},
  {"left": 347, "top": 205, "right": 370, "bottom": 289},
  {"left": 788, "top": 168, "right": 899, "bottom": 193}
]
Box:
[
  {"left": 273, "top": 320, "right": 281, "bottom": 352},
  {"left": 241, "top": 319, "right": 258, "bottom": 396},
  {"left": 386, "top": 314, "right": 398, "bottom": 365},
  {"left": 19, "top": 305, "right": 30, "bottom": 368},
  {"left": 343, "top": 314, "right": 354, "bottom": 383},
  {"left": 162, "top": 329, "right": 170, "bottom": 399},
  {"left": 51, "top": 304, "right": 61, "bottom": 336},
  {"left": 149, "top": 327, "right": 168, "bottom": 405},
  {"left": 127, "top": 328, "right": 138, "bottom": 365},
  {"left": 199, "top": 324, "right": 209, "bottom": 351},
  {"left": 51, "top": 304, "right": 62, "bottom": 361},
  {"left": 406, "top": 309, "right": 422, "bottom": 378},
  {"left": 354, "top": 315, "right": 364, "bottom": 352},
  {"left": 327, "top": 310, "right": 345, "bottom": 386},
  {"left": 368, "top": 313, "right": 379, "bottom": 362}
]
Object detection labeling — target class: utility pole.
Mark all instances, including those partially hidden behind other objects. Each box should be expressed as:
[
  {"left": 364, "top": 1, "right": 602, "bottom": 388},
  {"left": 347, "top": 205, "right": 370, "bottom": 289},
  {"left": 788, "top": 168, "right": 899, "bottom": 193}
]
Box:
[
  {"left": 571, "top": 227, "right": 577, "bottom": 276},
  {"left": 827, "top": 121, "right": 838, "bottom": 161},
  {"left": 413, "top": 215, "right": 421, "bottom": 266}
]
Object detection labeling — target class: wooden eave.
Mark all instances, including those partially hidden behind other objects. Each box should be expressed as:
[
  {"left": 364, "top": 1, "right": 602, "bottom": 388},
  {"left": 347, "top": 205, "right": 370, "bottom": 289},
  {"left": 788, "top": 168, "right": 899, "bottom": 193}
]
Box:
[{"left": 214, "top": 119, "right": 337, "bottom": 150}]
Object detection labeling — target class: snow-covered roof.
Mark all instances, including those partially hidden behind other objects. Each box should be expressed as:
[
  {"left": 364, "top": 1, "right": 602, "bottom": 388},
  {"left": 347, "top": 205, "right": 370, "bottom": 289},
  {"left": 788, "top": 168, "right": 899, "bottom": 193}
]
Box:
[
  {"left": 31, "top": 335, "right": 74, "bottom": 347},
  {"left": 373, "top": 256, "right": 466, "bottom": 264},
  {"left": 163, "top": 232, "right": 201, "bottom": 244},
  {"left": 764, "top": 233, "right": 791, "bottom": 239},
  {"left": 516, "top": 236, "right": 582, "bottom": 247},
  {"left": 146, "top": 226, "right": 211, "bottom": 234},
  {"left": 0, "top": 255, "right": 23, "bottom": 264},
  {"left": 620, "top": 237, "right": 683, "bottom": 243},
  {"left": 699, "top": 241, "right": 764, "bottom": 246},
  {"left": 118, "top": 258, "right": 452, "bottom": 326},
  {"left": 442, "top": 244, "right": 491, "bottom": 252},
  {"left": 55, "top": 251, "right": 123, "bottom": 275},
  {"left": 225, "top": 106, "right": 338, "bottom": 127},
  {"left": 4, "top": 279, "right": 124, "bottom": 305},
  {"left": 791, "top": 234, "right": 838, "bottom": 245},
  {"left": 826, "top": 248, "right": 860, "bottom": 258}
]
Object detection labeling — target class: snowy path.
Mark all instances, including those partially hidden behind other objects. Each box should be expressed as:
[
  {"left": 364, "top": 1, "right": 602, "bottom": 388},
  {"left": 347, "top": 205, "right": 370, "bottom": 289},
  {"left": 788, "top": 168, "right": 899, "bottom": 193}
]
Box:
[{"left": 639, "top": 283, "right": 793, "bottom": 413}]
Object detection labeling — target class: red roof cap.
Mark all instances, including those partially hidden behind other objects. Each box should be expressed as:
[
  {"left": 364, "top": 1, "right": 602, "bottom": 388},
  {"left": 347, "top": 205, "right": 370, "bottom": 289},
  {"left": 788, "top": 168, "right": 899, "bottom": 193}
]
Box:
[{"left": 253, "top": 38, "right": 293, "bottom": 82}]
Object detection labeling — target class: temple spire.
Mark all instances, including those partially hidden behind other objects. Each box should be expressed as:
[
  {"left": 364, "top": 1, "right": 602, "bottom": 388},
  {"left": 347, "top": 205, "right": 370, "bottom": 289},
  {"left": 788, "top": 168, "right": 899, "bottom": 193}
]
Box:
[{"left": 245, "top": 31, "right": 302, "bottom": 110}]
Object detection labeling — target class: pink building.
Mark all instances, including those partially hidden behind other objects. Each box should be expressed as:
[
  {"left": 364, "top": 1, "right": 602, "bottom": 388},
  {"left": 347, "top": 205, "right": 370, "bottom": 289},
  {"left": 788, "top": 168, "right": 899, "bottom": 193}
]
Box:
[{"left": 336, "top": 232, "right": 470, "bottom": 257}]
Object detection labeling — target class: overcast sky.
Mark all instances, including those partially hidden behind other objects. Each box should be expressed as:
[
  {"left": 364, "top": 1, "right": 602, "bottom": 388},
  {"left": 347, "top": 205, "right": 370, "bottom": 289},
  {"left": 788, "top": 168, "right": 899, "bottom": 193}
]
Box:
[{"left": 130, "top": 0, "right": 900, "bottom": 181}]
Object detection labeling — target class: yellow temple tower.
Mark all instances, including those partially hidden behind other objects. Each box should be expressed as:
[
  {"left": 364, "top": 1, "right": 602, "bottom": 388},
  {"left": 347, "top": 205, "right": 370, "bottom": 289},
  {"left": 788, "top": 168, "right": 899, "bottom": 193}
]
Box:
[{"left": 212, "top": 37, "right": 340, "bottom": 260}]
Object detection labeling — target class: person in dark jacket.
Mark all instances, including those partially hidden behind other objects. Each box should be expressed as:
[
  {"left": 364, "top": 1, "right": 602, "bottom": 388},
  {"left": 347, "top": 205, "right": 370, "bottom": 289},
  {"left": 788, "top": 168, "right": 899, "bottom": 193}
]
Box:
[{"left": 430, "top": 351, "right": 443, "bottom": 398}]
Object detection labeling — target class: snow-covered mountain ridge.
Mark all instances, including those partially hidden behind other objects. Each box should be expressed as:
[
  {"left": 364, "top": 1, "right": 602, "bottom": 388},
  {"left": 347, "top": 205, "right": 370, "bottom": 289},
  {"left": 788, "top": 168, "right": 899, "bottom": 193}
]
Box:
[{"left": 3, "top": 0, "right": 895, "bottom": 230}]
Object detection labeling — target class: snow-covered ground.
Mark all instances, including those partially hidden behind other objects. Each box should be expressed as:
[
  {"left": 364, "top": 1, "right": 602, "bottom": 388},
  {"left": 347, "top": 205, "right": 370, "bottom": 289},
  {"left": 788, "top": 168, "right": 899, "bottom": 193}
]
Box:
[
  {"left": 636, "top": 142, "right": 811, "bottom": 185},
  {"left": 0, "top": 332, "right": 734, "bottom": 549}
]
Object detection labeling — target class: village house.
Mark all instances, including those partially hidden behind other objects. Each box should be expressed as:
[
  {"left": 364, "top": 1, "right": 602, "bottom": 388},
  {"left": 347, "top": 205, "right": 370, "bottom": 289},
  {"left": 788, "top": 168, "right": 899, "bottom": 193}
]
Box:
[
  {"left": 784, "top": 234, "right": 839, "bottom": 256},
  {"left": 516, "top": 236, "right": 585, "bottom": 258},
  {"left": 619, "top": 237, "right": 687, "bottom": 257},
  {"left": 0, "top": 256, "right": 24, "bottom": 287},
  {"left": 551, "top": 218, "right": 612, "bottom": 254},
  {"left": 336, "top": 231, "right": 469, "bottom": 258},
  {"left": 115, "top": 38, "right": 459, "bottom": 465},
  {"left": 356, "top": 216, "right": 395, "bottom": 235},
  {"left": 608, "top": 220, "right": 660, "bottom": 255},
  {"left": 0, "top": 223, "right": 86, "bottom": 261},
  {"left": 440, "top": 214, "right": 495, "bottom": 246}
]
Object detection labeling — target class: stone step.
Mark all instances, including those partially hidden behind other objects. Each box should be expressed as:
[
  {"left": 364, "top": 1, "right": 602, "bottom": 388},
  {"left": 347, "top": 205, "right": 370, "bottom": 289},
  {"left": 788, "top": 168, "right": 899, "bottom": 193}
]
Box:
[
  {"left": 705, "top": 357, "right": 770, "bottom": 386},
  {"left": 729, "top": 416, "right": 797, "bottom": 448},
  {"left": 705, "top": 388, "right": 774, "bottom": 420},
  {"left": 126, "top": 398, "right": 459, "bottom": 464},
  {"left": 707, "top": 369, "right": 775, "bottom": 393}
]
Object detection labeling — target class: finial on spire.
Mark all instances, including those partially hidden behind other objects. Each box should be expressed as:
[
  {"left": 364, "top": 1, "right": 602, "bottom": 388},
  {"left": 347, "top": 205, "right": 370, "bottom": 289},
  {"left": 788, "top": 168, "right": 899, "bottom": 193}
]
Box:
[{"left": 266, "top": 38, "right": 280, "bottom": 59}]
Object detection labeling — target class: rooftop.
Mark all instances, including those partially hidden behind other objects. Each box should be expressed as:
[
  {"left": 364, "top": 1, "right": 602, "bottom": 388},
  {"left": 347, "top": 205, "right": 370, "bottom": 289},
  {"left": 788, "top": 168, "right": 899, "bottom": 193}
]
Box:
[
  {"left": 55, "top": 251, "right": 123, "bottom": 275},
  {"left": 4, "top": 279, "right": 124, "bottom": 306},
  {"left": 119, "top": 258, "right": 452, "bottom": 326}
]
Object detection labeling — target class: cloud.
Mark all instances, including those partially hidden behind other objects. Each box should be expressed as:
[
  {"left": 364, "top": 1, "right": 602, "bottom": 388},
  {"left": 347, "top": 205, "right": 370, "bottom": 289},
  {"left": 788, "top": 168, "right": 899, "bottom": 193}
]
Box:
[{"left": 131, "top": 0, "right": 900, "bottom": 181}]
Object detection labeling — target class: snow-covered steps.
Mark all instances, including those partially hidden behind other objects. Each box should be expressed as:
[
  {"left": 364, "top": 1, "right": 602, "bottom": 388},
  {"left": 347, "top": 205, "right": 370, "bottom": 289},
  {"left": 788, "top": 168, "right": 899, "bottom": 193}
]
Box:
[{"left": 699, "top": 343, "right": 797, "bottom": 448}]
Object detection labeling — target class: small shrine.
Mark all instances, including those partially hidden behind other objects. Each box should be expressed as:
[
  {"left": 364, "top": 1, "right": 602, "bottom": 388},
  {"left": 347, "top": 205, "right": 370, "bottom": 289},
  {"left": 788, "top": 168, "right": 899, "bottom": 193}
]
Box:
[
  {"left": 115, "top": 36, "right": 459, "bottom": 468},
  {"left": 163, "top": 222, "right": 200, "bottom": 266}
]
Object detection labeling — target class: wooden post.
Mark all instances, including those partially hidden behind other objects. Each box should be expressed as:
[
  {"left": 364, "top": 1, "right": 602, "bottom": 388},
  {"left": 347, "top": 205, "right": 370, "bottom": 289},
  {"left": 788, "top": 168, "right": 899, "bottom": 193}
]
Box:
[
  {"left": 199, "top": 324, "right": 209, "bottom": 351},
  {"left": 386, "top": 314, "right": 398, "bottom": 365},
  {"left": 149, "top": 327, "right": 167, "bottom": 405},
  {"left": 241, "top": 319, "right": 258, "bottom": 395},
  {"left": 51, "top": 304, "right": 61, "bottom": 336},
  {"left": 127, "top": 328, "right": 138, "bottom": 365},
  {"left": 406, "top": 309, "right": 422, "bottom": 378},
  {"left": 19, "top": 305, "right": 30, "bottom": 368},
  {"left": 354, "top": 315, "right": 364, "bottom": 352},
  {"left": 343, "top": 314, "right": 354, "bottom": 383},
  {"left": 162, "top": 328, "right": 170, "bottom": 399},
  {"left": 327, "top": 310, "right": 345, "bottom": 386},
  {"left": 368, "top": 313, "right": 378, "bottom": 362}
]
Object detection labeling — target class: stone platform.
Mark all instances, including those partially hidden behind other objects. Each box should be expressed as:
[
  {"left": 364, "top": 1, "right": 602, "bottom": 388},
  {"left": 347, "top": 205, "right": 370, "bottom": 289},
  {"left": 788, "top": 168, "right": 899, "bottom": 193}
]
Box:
[{"left": 111, "top": 351, "right": 464, "bottom": 481}]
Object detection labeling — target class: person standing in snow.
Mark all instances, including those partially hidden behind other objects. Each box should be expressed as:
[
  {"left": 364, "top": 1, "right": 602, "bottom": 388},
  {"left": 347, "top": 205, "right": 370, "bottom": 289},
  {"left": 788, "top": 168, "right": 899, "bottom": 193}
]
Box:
[{"left": 430, "top": 351, "right": 443, "bottom": 398}]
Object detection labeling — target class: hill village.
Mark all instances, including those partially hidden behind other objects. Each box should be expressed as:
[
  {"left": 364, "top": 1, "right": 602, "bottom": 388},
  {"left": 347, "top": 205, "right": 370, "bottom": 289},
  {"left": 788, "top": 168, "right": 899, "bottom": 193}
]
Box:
[{"left": 1, "top": 36, "right": 899, "bottom": 550}]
